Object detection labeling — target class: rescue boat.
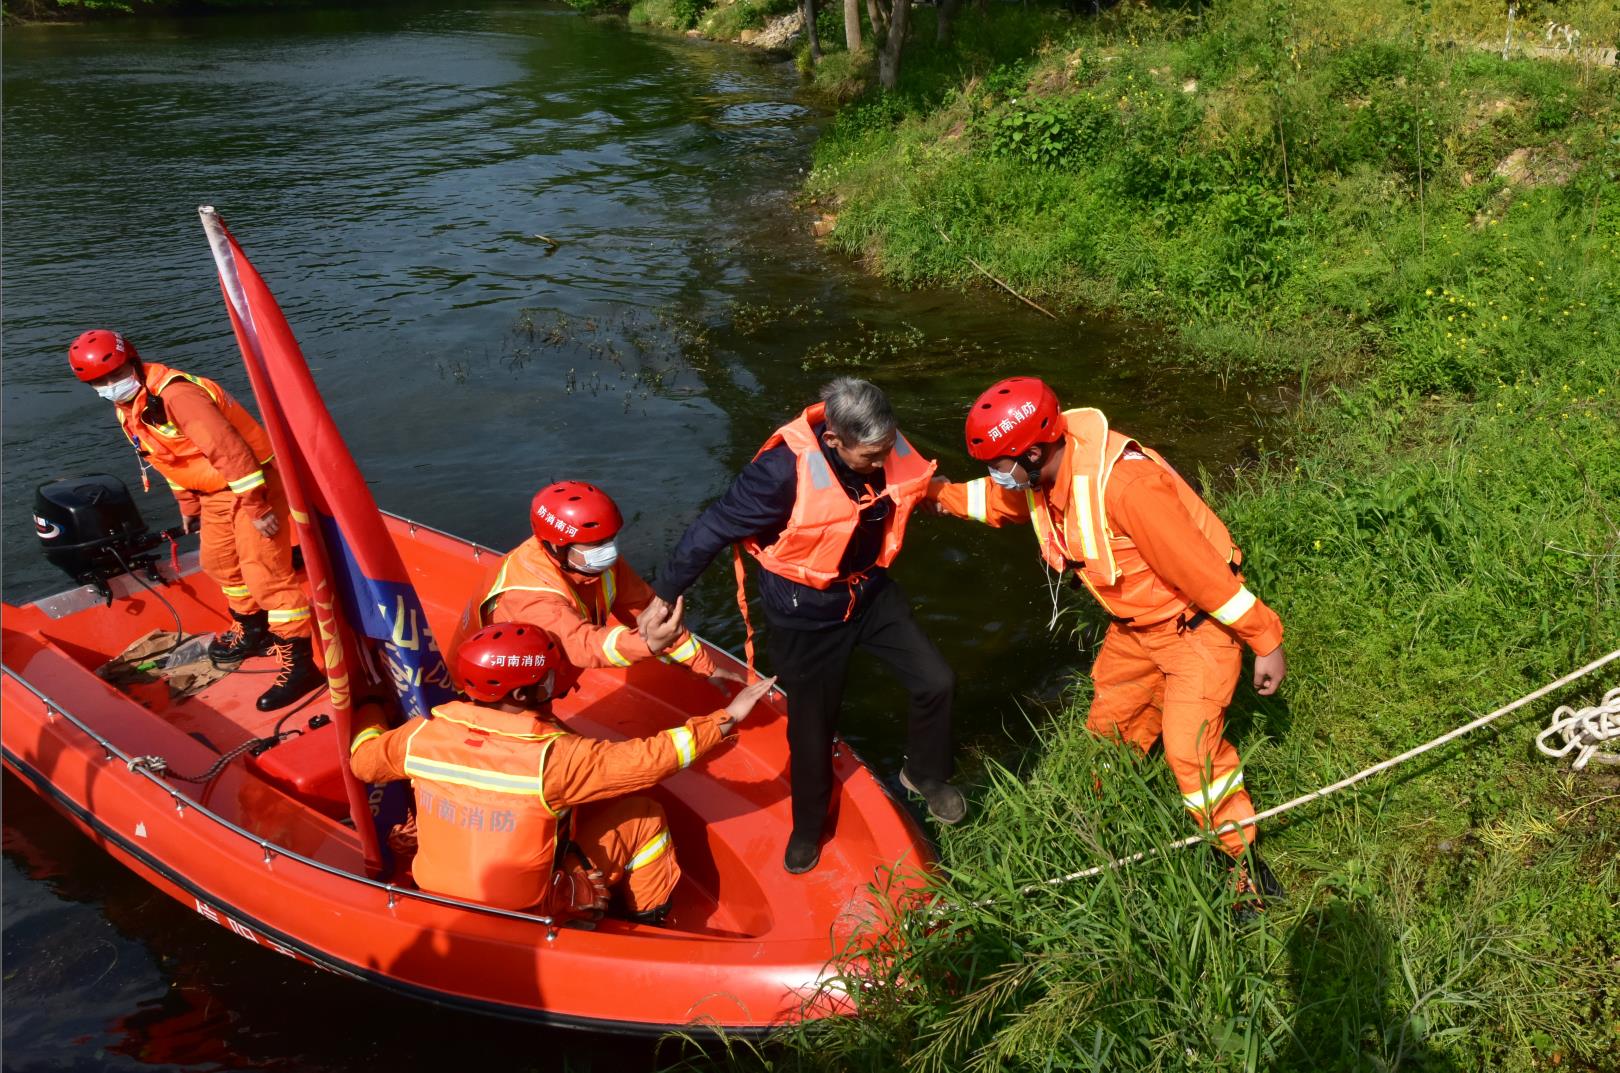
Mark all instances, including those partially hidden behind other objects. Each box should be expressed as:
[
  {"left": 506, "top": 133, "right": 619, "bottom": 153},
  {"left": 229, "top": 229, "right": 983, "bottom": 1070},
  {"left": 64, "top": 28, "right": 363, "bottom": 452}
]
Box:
[{"left": 1, "top": 505, "right": 931, "bottom": 1034}]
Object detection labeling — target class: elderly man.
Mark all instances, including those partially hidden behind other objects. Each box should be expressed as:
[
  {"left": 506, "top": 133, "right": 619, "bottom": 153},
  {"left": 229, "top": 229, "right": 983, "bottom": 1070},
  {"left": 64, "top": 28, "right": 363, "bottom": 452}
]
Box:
[{"left": 645, "top": 377, "right": 964, "bottom": 874}]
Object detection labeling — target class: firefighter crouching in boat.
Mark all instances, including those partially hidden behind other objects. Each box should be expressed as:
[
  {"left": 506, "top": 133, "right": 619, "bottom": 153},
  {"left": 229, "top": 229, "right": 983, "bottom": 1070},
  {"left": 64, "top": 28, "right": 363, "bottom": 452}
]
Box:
[
  {"left": 68, "top": 329, "right": 322, "bottom": 712},
  {"left": 472, "top": 480, "right": 745, "bottom": 688},
  {"left": 644, "top": 377, "right": 965, "bottom": 876},
  {"left": 349, "top": 623, "right": 776, "bottom": 921},
  {"left": 929, "top": 376, "right": 1287, "bottom": 916}
]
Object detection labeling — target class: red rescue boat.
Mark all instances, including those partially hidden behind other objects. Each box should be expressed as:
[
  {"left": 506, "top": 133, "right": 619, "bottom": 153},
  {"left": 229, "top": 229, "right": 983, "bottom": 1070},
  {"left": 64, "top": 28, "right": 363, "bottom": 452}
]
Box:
[{"left": 1, "top": 509, "right": 931, "bottom": 1034}]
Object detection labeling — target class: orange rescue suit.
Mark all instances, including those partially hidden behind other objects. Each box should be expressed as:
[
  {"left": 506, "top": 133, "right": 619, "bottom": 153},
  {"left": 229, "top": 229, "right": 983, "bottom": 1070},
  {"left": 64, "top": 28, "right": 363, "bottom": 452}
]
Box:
[
  {"left": 477, "top": 539, "right": 716, "bottom": 676},
  {"left": 743, "top": 402, "right": 937, "bottom": 589},
  {"left": 350, "top": 700, "right": 730, "bottom": 913},
  {"left": 930, "top": 408, "right": 1284, "bottom": 853},
  {"left": 116, "top": 362, "right": 309, "bottom": 637}
]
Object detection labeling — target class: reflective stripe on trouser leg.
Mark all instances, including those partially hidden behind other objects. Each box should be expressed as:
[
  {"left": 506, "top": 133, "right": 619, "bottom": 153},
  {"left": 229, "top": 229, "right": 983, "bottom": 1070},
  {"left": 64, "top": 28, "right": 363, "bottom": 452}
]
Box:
[
  {"left": 1084, "top": 625, "right": 1166, "bottom": 754},
  {"left": 198, "top": 490, "right": 255, "bottom": 614},
  {"left": 1149, "top": 621, "right": 1253, "bottom": 854},
  {"left": 233, "top": 467, "right": 311, "bottom": 638},
  {"left": 569, "top": 795, "right": 680, "bottom": 913}
]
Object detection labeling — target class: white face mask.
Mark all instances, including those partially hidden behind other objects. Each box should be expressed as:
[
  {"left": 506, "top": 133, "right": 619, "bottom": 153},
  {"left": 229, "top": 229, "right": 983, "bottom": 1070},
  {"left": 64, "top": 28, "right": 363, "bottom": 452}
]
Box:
[
  {"left": 95, "top": 375, "right": 142, "bottom": 404},
  {"left": 988, "top": 465, "right": 1029, "bottom": 491},
  {"left": 570, "top": 539, "right": 619, "bottom": 575}
]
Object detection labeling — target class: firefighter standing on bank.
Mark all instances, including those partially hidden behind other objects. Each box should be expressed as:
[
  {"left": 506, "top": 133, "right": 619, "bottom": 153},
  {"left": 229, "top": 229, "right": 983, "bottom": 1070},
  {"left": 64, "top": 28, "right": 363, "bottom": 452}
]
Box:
[
  {"left": 471, "top": 480, "right": 741, "bottom": 686},
  {"left": 68, "top": 329, "right": 321, "bottom": 712},
  {"left": 349, "top": 622, "right": 776, "bottom": 920},
  {"left": 644, "top": 377, "right": 964, "bottom": 875},
  {"left": 930, "top": 376, "right": 1288, "bottom": 910}
]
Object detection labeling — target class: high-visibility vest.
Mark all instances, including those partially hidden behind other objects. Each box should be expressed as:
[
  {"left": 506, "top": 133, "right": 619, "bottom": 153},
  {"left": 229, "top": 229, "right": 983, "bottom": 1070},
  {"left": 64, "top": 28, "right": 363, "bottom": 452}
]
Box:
[
  {"left": 742, "top": 403, "right": 937, "bottom": 589},
  {"left": 473, "top": 539, "right": 705, "bottom": 669},
  {"left": 400, "top": 700, "right": 567, "bottom": 911},
  {"left": 117, "top": 362, "right": 274, "bottom": 496},
  {"left": 1029, "top": 408, "right": 1239, "bottom": 625}
]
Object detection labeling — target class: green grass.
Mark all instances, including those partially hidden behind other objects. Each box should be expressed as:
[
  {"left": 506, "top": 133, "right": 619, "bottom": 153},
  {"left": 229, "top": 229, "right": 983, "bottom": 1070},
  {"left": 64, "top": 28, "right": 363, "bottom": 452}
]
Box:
[{"left": 660, "top": 1, "right": 1620, "bottom": 1070}]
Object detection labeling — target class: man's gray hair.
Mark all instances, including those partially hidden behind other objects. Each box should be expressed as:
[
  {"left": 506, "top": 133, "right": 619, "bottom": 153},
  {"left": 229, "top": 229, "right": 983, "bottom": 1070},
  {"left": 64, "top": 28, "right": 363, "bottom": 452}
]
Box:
[{"left": 820, "top": 377, "right": 897, "bottom": 446}]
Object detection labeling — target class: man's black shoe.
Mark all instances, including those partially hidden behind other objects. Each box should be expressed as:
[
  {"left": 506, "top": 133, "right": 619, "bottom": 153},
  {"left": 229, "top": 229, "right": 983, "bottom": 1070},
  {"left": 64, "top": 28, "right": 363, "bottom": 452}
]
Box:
[
  {"left": 209, "top": 610, "right": 272, "bottom": 665},
  {"left": 783, "top": 833, "right": 821, "bottom": 874},
  {"left": 899, "top": 767, "right": 967, "bottom": 825}
]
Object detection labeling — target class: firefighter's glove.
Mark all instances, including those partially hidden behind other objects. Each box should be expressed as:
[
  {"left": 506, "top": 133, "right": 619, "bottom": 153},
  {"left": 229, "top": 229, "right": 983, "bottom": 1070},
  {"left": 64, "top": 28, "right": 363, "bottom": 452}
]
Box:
[{"left": 552, "top": 863, "right": 610, "bottom": 918}]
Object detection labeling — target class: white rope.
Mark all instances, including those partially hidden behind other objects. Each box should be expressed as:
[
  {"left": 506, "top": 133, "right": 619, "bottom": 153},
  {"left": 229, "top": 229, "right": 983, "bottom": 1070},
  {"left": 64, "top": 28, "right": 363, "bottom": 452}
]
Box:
[
  {"left": 943, "top": 645, "right": 1620, "bottom": 912},
  {"left": 1536, "top": 687, "right": 1620, "bottom": 769}
]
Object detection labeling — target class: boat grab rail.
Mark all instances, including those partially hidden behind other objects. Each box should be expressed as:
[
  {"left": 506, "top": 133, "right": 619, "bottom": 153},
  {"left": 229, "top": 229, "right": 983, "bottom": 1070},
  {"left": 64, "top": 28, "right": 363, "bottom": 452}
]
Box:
[{"left": 3, "top": 665, "right": 565, "bottom": 931}]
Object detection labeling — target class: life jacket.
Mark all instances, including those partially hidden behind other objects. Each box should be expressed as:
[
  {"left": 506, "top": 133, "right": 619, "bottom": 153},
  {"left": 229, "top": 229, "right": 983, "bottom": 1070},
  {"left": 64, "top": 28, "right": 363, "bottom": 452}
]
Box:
[
  {"left": 1029, "top": 408, "right": 1239, "bottom": 625},
  {"left": 741, "top": 403, "right": 937, "bottom": 589},
  {"left": 400, "top": 700, "right": 567, "bottom": 911},
  {"left": 117, "top": 362, "right": 274, "bottom": 495},
  {"left": 477, "top": 537, "right": 622, "bottom": 629}
]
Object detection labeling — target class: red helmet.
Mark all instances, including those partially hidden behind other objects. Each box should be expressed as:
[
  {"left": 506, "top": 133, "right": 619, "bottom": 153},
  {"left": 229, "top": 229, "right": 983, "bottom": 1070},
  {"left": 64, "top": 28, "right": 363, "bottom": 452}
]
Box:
[
  {"left": 68, "top": 330, "right": 138, "bottom": 382},
  {"left": 530, "top": 481, "right": 623, "bottom": 547},
  {"left": 454, "top": 623, "right": 579, "bottom": 703},
  {"left": 964, "top": 377, "right": 1063, "bottom": 462}
]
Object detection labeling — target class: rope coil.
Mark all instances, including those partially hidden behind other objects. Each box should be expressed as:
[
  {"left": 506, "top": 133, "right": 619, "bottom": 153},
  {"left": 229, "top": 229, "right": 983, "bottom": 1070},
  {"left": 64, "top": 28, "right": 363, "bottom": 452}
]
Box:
[{"left": 1535, "top": 686, "right": 1620, "bottom": 769}]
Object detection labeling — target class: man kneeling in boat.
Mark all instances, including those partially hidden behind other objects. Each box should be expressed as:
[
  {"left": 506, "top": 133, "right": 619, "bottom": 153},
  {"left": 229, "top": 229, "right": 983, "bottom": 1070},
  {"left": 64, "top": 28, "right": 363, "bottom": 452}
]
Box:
[
  {"left": 68, "top": 329, "right": 322, "bottom": 711},
  {"left": 473, "top": 480, "right": 744, "bottom": 688},
  {"left": 349, "top": 622, "right": 775, "bottom": 922}
]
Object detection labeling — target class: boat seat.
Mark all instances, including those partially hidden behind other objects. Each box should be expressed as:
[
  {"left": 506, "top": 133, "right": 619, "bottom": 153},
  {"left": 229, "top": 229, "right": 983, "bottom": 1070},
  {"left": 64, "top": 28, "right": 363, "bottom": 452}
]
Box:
[{"left": 245, "top": 717, "right": 351, "bottom": 822}]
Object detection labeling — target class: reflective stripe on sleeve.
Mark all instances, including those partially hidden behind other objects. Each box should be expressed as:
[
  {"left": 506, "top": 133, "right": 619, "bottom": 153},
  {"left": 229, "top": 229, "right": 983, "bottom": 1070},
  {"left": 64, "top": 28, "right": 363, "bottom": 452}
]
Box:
[
  {"left": 350, "top": 727, "right": 383, "bottom": 754},
  {"left": 1211, "top": 586, "right": 1258, "bottom": 626},
  {"left": 267, "top": 607, "right": 311, "bottom": 625},
  {"left": 664, "top": 634, "right": 700, "bottom": 664},
  {"left": 626, "top": 829, "right": 671, "bottom": 872},
  {"left": 965, "top": 478, "right": 989, "bottom": 524},
  {"left": 1183, "top": 766, "right": 1245, "bottom": 814},
  {"left": 664, "top": 725, "right": 697, "bottom": 769},
  {"left": 602, "top": 625, "right": 633, "bottom": 667},
  {"left": 229, "top": 469, "right": 267, "bottom": 495}
]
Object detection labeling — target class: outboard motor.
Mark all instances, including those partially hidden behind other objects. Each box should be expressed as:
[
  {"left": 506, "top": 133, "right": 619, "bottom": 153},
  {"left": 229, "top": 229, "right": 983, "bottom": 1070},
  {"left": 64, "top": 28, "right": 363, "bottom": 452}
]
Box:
[{"left": 34, "top": 474, "right": 170, "bottom": 598}]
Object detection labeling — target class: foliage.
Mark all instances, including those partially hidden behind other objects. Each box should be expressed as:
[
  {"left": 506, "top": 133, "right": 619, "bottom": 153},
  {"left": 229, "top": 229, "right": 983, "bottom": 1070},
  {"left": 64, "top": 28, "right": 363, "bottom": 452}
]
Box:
[{"left": 769, "top": 1, "right": 1620, "bottom": 1070}]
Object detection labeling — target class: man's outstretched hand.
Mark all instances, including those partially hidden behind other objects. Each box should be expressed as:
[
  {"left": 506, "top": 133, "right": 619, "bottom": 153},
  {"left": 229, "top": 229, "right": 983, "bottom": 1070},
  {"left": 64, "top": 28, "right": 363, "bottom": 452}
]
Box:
[{"left": 636, "top": 594, "right": 685, "bottom": 653}]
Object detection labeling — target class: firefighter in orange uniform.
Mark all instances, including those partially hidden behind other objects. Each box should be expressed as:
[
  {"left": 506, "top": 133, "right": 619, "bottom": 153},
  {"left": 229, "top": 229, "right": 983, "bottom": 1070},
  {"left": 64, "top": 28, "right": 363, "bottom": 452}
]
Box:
[
  {"left": 931, "top": 377, "right": 1288, "bottom": 911},
  {"left": 349, "top": 623, "right": 775, "bottom": 920},
  {"left": 69, "top": 329, "right": 321, "bottom": 711},
  {"left": 473, "top": 481, "right": 740, "bottom": 686}
]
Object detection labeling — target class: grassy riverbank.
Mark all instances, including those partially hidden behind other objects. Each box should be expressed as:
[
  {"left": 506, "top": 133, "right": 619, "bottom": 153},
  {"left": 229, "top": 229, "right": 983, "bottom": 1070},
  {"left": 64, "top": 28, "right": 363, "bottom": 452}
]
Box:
[{"left": 690, "top": 2, "right": 1620, "bottom": 1071}]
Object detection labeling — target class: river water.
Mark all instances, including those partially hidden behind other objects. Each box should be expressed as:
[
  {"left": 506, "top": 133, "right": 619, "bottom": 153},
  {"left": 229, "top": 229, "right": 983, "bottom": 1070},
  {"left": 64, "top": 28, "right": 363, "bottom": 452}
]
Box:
[{"left": 1, "top": 3, "right": 1268, "bottom": 1067}]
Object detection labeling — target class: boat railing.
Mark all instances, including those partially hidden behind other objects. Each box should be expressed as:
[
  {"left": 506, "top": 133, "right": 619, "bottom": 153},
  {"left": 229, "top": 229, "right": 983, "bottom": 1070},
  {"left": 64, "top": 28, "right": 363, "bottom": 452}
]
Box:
[{"left": 3, "top": 665, "right": 568, "bottom": 933}]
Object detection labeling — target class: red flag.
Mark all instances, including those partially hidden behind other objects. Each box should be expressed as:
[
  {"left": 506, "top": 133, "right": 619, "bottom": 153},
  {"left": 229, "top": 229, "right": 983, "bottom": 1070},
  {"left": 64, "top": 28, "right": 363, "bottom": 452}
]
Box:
[{"left": 200, "top": 206, "right": 455, "bottom": 876}]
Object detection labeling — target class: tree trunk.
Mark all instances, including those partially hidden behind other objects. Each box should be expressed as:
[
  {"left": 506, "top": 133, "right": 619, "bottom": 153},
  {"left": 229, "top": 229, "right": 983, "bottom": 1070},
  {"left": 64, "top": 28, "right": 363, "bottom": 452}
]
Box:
[
  {"left": 867, "top": 0, "right": 887, "bottom": 38},
  {"left": 844, "top": 0, "right": 862, "bottom": 51},
  {"left": 936, "top": 0, "right": 960, "bottom": 45},
  {"left": 801, "top": 0, "right": 822, "bottom": 62},
  {"left": 877, "top": 0, "right": 908, "bottom": 89}
]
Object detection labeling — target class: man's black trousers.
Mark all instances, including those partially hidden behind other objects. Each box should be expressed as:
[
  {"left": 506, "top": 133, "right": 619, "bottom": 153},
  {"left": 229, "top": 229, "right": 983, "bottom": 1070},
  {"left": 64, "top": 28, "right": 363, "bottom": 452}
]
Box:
[{"left": 764, "top": 580, "right": 955, "bottom": 841}]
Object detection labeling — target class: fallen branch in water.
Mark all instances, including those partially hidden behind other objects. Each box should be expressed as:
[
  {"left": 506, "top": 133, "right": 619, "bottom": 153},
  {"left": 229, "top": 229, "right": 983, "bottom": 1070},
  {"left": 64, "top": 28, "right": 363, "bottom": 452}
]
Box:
[{"left": 934, "top": 223, "right": 1056, "bottom": 319}]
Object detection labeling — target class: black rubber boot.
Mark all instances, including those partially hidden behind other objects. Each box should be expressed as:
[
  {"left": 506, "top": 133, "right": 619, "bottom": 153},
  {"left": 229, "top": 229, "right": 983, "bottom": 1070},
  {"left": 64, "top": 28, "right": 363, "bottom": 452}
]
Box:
[
  {"left": 255, "top": 635, "right": 325, "bottom": 712},
  {"left": 209, "top": 609, "right": 273, "bottom": 665}
]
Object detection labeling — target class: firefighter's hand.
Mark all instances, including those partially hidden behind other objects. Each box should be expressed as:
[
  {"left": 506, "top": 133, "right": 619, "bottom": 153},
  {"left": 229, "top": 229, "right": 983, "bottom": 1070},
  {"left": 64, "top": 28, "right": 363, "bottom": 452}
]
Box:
[
  {"left": 708, "top": 664, "right": 748, "bottom": 692},
  {"left": 251, "top": 512, "right": 280, "bottom": 539},
  {"left": 637, "top": 594, "right": 685, "bottom": 653},
  {"left": 1253, "top": 647, "right": 1287, "bottom": 696},
  {"left": 720, "top": 675, "right": 777, "bottom": 735},
  {"left": 179, "top": 512, "right": 202, "bottom": 536},
  {"left": 552, "top": 864, "right": 609, "bottom": 917},
  {"left": 924, "top": 476, "right": 952, "bottom": 515}
]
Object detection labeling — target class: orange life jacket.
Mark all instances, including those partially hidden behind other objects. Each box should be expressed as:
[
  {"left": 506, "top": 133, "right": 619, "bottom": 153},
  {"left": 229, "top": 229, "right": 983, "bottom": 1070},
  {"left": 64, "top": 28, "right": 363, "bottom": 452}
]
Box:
[
  {"left": 1030, "top": 408, "right": 1239, "bottom": 625},
  {"left": 117, "top": 362, "right": 274, "bottom": 495},
  {"left": 477, "top": 537, "right": 623, "bottom": 629},
  {"left": 741, "top": 403, "right": 937, "bottom": 588},
  {"left": 400, "top": 700, "right": 567, "bottom": 911}
]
